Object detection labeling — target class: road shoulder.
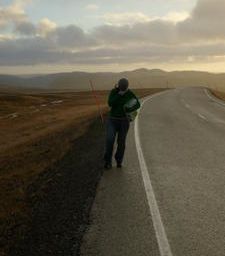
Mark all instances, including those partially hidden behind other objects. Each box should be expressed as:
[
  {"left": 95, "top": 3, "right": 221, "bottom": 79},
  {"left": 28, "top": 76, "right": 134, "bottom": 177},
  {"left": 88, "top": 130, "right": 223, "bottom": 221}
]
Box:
[{"left": 81, "top": 124, "right": 160, "bottom": 256}]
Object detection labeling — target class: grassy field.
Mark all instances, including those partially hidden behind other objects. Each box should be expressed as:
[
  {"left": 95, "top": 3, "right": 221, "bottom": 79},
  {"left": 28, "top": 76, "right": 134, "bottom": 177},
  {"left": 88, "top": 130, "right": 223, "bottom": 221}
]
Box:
[{"left": 0, "top": 87, "right": 166, "bottom": 255}]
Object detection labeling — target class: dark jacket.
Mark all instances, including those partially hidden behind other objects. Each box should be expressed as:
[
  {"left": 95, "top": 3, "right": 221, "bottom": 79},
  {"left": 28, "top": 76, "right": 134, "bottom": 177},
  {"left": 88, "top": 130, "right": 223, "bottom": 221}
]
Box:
[{"left": 108, "top": 88, "right": 140, "bottom": 118}]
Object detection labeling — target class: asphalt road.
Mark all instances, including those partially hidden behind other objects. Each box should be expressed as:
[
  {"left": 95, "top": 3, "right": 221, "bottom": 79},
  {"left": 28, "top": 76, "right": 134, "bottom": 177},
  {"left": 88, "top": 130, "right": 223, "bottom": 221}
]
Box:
[{"left": 81, "top": 87, "right": 225, "bottom": 256}]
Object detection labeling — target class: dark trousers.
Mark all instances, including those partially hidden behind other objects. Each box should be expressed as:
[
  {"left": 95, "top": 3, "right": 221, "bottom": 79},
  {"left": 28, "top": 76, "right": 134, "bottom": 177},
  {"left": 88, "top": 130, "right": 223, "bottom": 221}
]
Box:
[{"left": 104, "top": 117, "right": 130, "bottom": 164}]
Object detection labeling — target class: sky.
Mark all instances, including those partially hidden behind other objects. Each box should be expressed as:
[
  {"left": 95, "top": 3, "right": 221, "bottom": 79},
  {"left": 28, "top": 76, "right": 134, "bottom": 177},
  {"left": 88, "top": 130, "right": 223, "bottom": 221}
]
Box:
[{"left": 0, "top": 0, "right": 225, "bottom": 74}]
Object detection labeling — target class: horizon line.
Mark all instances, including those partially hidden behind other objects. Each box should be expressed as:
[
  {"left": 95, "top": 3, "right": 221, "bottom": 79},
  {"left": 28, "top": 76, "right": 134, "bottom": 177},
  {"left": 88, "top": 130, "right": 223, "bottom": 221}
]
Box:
[{"left": 0, "top": 67, "right": 224, "bottom": 77}]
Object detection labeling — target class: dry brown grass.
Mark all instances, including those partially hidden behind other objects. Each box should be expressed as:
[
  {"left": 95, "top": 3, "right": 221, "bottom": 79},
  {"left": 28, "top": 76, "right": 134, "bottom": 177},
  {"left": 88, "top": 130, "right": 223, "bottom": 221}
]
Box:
[
  {"left": 0, "top": 88, "right": 166, "bottom": 255},
  {"left": 210, "top": 90, "right": 225, "bottom": 102}
]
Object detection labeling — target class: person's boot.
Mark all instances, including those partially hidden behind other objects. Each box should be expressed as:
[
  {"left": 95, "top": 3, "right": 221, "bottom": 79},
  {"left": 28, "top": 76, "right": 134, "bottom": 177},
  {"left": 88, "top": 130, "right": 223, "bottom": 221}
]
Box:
[
  {"left": 104, "top": 162, "right": 112, "bottom": 170},
  {"left": 116, "top": 162, "right": 122, "bottom": 168}
]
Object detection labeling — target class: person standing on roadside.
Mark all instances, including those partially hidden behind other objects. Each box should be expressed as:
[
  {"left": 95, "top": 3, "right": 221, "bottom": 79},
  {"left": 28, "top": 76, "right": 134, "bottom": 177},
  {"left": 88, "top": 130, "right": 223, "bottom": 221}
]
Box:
[{"left": 104, "top": 78, "right": 141, "bottom": 169}]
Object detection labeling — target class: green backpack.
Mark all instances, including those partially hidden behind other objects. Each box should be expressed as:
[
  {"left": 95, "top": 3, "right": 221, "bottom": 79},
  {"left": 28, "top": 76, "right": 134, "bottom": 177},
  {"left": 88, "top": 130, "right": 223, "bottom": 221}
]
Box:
[{"left": 124, "top": 98, "right": 139, "bottom": 122}]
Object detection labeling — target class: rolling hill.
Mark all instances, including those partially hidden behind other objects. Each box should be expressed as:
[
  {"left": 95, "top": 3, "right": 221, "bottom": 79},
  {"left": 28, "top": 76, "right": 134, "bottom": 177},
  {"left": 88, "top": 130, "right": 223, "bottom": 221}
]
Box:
[{"left": 0, "top": 69, "right": 225, "bottom": 91}]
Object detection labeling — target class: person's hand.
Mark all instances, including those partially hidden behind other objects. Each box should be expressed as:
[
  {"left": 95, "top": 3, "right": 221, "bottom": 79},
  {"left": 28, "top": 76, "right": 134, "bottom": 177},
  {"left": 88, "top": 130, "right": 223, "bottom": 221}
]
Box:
[{"left": 114, "top": 84, "right": 120, "bottom": 92}]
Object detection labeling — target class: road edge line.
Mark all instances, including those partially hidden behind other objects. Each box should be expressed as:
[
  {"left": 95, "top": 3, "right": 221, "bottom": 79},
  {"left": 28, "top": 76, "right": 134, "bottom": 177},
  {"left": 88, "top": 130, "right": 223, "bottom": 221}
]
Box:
[{"left": 134, "top": 92, "right": 173, "bottom": 256}]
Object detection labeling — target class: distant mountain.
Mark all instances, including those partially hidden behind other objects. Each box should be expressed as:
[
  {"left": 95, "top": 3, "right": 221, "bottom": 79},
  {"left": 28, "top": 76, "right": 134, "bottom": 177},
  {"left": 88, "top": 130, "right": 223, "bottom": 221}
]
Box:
[{"left": 0, "top": 69, "right": 225, "bottom": 91}]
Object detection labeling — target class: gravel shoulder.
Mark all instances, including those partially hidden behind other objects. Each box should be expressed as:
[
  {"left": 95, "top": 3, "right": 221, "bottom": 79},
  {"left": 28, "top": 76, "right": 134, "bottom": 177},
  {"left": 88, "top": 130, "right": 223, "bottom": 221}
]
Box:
[{"left": 9, "top": 117, "right": 105, "bottom": 256}]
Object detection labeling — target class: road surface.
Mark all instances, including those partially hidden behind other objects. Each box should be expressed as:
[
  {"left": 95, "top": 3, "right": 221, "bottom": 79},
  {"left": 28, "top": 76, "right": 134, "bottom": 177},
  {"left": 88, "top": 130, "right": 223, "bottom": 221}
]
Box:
[{"left": 81, "top": 87, "right": 225, "bottom": 256}]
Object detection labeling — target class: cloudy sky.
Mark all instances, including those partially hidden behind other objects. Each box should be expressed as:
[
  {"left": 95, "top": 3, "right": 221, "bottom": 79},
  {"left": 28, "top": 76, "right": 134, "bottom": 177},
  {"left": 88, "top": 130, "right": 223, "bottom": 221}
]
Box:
[{"left": 0, "top": 0, "right": 225, "bottom": 74}]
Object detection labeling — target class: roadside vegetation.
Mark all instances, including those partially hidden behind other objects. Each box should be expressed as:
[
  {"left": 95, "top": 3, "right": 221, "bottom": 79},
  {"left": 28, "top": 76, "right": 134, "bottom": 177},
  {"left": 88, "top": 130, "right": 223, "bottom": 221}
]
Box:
[{"left": 210, "top": 90, "right": 225, "bottom": 102}]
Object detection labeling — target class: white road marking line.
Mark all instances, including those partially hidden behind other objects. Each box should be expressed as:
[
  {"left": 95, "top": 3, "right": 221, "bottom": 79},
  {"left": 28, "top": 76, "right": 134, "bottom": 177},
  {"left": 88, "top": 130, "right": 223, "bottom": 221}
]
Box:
[
  {"left": 134, "top": 92, "right": 173, "bottom": 256},
  {"left": 198, "top": 113, "right": 207, "bottom": 120},
  {"left": 204, "top": 89, "right": 225, "bottom": 107},
  {"left": 180, "top": 98, "right": 191, "bottom": 110}
]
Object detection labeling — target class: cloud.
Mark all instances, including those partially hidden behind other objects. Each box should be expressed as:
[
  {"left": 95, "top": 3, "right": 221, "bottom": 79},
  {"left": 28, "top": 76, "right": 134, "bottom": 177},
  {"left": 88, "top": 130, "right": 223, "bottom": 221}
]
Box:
[
  {"left": 162, "top": 11, "right": 189, "bottom": 23},
  {"left": 0, "top": 0, "right": 31, "bottom": 29},
  {"left": 1, "top": 0, "right": 225, "bottom": 69},
  {"left": 48, "top": 25, "right": 97, "bottom": 49},
  {"left": 102, "top": 11, "right": 189, "bottom": 26},
  {"left": 85, "top": 4, "right": 99, "bottom": 11},
  {"left": 61, "top": 43, "right": 225, "bottom": 65},
  {"left": 94, "top": 19, "right": 178, "bottom": 46},
  {"left": 1, "top": 34, "right": 225, "bottom": 66},
  {"left": 0, "top": 1, "right": 57, "bottom": 37},
  {"left": 102, "top": 12, "right": 151, "bottom": 26},
  {"left": 14, "top": 20, "right": 36, "bottom": 35},
  {"left": 96, "top": 0, "right": 225, "bottom": 45},
  {"left": 12, "top": 18, "right": 57, "bottom": 37},
  {"left": 37, "top": 18, "right": 57, "bottom": 36},
  {"left": 0, "top": 34, "right": 15, "bottom": 41},
  {"left": 178, "top": 0, "right": 225, "bottom": 41}
]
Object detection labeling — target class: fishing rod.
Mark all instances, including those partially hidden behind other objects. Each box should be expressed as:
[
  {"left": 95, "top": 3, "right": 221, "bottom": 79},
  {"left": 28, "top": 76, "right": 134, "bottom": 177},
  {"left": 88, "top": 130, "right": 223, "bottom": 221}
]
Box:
[{"left": 89, "top": 79, "right": 104, "bottom": 124}]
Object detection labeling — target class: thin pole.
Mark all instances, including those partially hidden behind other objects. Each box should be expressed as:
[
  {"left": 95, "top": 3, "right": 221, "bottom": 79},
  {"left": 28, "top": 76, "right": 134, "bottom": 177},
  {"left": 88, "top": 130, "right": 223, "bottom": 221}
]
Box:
[{"left": 89, "top": 80, "right": 104, "bottom": 124}]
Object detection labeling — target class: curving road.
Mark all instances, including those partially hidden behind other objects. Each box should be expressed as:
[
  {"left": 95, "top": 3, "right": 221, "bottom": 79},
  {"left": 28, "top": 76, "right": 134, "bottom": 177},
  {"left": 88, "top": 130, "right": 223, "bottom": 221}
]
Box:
[{"left": 81, "top": 87, "right": 225, "bottom": 256}]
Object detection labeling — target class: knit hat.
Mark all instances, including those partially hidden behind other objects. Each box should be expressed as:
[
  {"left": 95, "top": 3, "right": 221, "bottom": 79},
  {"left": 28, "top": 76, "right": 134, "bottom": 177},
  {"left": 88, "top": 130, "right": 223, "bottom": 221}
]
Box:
[{"left": 118, "top": 78, "right": 129, "bottom": 91}]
